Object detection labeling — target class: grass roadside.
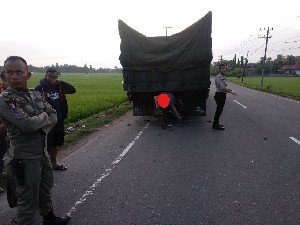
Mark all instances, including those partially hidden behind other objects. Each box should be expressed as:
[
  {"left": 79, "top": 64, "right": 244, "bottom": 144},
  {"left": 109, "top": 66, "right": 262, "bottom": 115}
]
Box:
[
  {"left": 63, "top": 100, "right": 132, "bottom": 147},
  {"left": 226, "top": 76, "right": 300, "bottom": 101}
]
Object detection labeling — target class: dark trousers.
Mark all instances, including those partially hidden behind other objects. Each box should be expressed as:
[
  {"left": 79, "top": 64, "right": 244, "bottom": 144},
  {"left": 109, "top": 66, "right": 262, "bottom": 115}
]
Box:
[
  {"left": 213, "top": 92, "right": 226, "bottom": 125},
  {"left": 0, "top": 138, "right": 7, "bottom": 174},
  {"left": 7, "top": 157, "right": 54, "bottom": 225}
]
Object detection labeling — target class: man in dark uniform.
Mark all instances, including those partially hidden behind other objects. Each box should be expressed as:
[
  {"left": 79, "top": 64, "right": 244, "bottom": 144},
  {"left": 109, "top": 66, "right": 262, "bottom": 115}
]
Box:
[
  {"left": 0, "top": 56, "right": 70, "bottom": 225},
  {"left": 0, "top": 70, "right": 8, "bottom": 194},
  {"left": 212, "top": 64, "right": 237, "bottom": 130}
]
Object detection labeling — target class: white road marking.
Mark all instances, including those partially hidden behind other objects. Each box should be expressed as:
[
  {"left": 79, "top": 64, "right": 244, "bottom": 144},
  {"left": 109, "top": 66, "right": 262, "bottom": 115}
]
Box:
[
  {"left": 233, "top": 100, "right": 247, "bottom": 108},
  {"left": 66, "top": 123, "right": 149, "bottom": 217},
  {"left": 289, "top": 137, "right": 300, "bottom": 146}
]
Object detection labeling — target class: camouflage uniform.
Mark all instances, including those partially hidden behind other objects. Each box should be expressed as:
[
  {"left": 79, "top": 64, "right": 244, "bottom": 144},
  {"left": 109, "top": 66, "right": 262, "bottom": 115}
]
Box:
[{"left": 0, "top": 87, "right": 57, "bottom": 225}]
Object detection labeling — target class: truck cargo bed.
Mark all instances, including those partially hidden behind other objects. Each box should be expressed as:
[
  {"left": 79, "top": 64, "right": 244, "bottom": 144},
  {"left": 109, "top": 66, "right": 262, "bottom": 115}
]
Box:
[{"left": 123, "top": 65, "right": 210, "bottom": 93}]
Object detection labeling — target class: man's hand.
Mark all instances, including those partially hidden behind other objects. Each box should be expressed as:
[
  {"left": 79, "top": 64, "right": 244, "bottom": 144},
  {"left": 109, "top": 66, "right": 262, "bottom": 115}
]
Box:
[
  {"left": 4, "top": 135, "right": 9, "bottom": 143},
  {"left": 226, "top": 88, "right": 238, "bottom": 96},
  {"left": 230, "top": 90, "right": 238, "bottom": 96},
  {"left": 51, "top": 79, "right": 60, "bottom": 85}
]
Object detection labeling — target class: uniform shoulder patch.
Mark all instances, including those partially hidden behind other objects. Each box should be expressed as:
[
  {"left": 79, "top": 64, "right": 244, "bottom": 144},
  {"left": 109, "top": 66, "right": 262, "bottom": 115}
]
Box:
[{"left": 4, "top": 98, "right": 16, "bottom": 109}]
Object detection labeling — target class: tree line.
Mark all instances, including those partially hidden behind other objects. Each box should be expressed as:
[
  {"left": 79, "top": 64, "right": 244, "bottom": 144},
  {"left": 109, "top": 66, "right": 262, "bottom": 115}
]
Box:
[
  {"left": 2, "top": 54, "right": 299, "bottom": 76},
  {"left": 0, "top": 63, "right": 122, "bottom": 74},
  {"left": 211, "top": 54, "right": 300, "bottom": 77}
]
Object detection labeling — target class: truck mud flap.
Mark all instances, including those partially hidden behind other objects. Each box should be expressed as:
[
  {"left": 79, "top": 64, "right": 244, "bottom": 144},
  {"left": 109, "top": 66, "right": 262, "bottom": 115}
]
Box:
[
  {"left": 182, "top": 100, "right": 206, "bottom": 116},
  {"left": 131, "top": 93, "right": 155, "bottom": 116}
]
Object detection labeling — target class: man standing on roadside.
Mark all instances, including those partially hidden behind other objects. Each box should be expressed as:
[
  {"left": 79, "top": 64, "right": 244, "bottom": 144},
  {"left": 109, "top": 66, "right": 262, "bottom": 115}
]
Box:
[
  {"left": 35, "top": 68, "right": 76, "bottom": 170},
  {"left": 212, "top": 64, "right": 237, "bottom": 130},
  {"left": 0, "top": 56, "right": 70, "bottom": 225}
]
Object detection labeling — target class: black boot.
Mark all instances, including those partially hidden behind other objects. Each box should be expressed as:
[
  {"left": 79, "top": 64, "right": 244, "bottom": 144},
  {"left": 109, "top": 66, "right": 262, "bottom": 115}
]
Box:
[
  {"left": 42, "top": 209, "right": 70, "bottom": 225},
  {"left": 212, "top": 123, "right": 225, "bottom": 130}
]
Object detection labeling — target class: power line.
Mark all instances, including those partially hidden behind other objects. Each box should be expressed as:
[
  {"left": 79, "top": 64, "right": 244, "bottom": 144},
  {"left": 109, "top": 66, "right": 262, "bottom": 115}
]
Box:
[
  {"left": 218, "top": 10, "right": 300, "bottom": 62},
  {"left": 269, "top": 35, "right": 300, "bottom": 46},
  {"left": 215, "top": 13, "right": 300, "bottom": 64},
  {"left": 249, "top": 43, "right": 266, "bottom": 57},
  {"left": 268, "top": 46, "right": 300, "bottom": 53}
]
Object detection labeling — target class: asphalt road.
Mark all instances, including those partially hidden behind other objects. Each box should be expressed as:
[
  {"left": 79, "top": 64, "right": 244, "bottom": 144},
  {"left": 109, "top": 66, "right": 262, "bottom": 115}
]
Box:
[{"left": 1, "top": 81, "right": 300, "bottom": 225}]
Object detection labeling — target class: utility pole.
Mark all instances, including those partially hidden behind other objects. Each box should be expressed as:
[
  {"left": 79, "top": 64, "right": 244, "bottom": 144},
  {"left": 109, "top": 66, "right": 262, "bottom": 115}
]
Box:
[
  {"left": 242, "top": 51, "right": 249, "bottom": 83},
  {"left": 163, "top": 26, "right": 173, "bottom": 36},
  {"left": 259, "top": 27, "right": 272, "bottom": 86},
  {"left": 218, "top": 55, "right": 223, "bottom": 63},
  {"left": 233, "top": 54, "right": 237, "bottom": 67},
  {"left": 240, "top": 56, "right": 244, "bottom": 82}
]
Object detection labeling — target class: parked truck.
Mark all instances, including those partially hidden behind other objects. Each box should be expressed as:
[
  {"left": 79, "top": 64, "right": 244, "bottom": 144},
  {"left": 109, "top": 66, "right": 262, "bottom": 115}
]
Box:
[{"left": 118, "top": 11, "right": 212, "bottom": 116}]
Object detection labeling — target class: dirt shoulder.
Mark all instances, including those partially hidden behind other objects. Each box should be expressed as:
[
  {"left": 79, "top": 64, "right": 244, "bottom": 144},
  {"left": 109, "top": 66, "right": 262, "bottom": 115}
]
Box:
[{"left": 57, "top": 108, "right": 133, "bottom": 162}]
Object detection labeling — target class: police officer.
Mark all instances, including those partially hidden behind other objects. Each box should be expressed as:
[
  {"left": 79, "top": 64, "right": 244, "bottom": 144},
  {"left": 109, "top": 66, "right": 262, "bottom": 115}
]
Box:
[
  {"left": 212, "top": 64, "right": 237, "bottom": 130},
  {"left": 0, "top": 56, "right": 70, "bottom": 225},
  {"left": 0, "top": 70, "right": 8, "bottom": 194}
]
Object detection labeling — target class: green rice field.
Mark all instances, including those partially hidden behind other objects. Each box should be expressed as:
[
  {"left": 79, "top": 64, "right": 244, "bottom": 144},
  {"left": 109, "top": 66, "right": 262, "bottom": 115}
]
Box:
[
  {"left": 227, "top": 76, "right": 300, "bottom": 101},
  {"left": 28, "top": 73, "right": 128, "bottom": 124}
]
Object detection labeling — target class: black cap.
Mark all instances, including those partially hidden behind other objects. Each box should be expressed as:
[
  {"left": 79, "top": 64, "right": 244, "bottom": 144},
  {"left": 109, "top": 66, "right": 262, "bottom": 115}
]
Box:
[{"left": 46, "top": 68, "right": 58, "bottom": 74}]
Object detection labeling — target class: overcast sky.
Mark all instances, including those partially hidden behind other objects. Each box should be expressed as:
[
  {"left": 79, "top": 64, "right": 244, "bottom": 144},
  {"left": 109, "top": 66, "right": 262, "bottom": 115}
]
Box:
[{"left": 1, "top": 0, "right": 299, "bottom": 68}]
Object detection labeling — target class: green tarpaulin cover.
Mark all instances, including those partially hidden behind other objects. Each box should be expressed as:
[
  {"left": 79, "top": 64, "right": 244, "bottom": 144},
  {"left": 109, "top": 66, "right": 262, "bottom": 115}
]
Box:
[{"left": 118, "top": 11, "right": 212, "bottom": 72}]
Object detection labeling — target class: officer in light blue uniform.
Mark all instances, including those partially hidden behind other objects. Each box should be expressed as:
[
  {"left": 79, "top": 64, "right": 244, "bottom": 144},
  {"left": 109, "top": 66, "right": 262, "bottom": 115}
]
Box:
[{"left": 213, "top": 64, "right": 237, "bottom": 130}]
